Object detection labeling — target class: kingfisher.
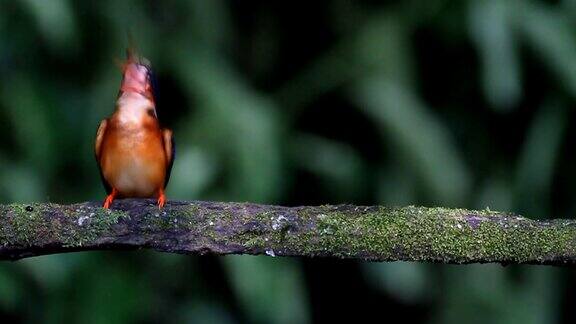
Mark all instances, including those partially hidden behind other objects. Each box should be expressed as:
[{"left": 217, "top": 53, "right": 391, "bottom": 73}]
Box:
[{"left": 95, "top": 49, "right": 174, "bottom": 209}]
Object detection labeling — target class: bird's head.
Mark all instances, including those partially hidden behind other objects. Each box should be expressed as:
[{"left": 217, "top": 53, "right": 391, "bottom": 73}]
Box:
[{"left": 118, "top": 48, "right": 156, "bottom": 103}]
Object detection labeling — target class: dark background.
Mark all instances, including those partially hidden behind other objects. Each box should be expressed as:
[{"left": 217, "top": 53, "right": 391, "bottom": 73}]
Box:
[{"left": 0, "top": 0, "right": 575, "bottom": 323}]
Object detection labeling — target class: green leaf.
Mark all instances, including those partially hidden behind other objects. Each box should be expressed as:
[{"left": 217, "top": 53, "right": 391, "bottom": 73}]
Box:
[
  {"left": 516, "top": 1, "right": 576, "bottom": 98},
  {"left": 223, "top": 256, "right": 309, "bottom": 324},
  {"left": 469, "top": 0, "right": 521, "bottom": 111},
  {"left": 353, "top": 77, "right": 471, "bottom": 204}
]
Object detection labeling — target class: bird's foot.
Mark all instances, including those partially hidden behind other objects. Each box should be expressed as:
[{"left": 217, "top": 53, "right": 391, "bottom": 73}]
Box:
[
  {"left": 157, "top": 191, "right": 166, "bottom": 209},
  {"left": 103, "top": 189, "right": 117, "bottom": 209}
]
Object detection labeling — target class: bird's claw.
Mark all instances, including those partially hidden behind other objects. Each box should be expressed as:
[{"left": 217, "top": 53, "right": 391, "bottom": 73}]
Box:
[
  {"left": 103, "top": 195, "right": 114, "bottom": 209},
  {"left": 157, "top": 192, "right": 166, "bottom": 209},
  {"left": 103, "top": 189, "right": 117, "bottom": 209}
]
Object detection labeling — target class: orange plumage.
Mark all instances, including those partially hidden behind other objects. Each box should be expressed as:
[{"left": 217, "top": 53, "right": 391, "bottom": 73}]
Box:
[{"left": 95, "top": 49, "right": 174, "bottom": 208}]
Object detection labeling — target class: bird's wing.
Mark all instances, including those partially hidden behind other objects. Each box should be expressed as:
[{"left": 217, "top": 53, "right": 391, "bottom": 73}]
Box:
[
  {"left": 95, "top": 119, "right": 112, "bottom": 194},
  {"left": 162, "top": 128, "right": 175, "bottom": 189},
  {"left": 95, "top": 119, "right": 108, "bottom": 158}
]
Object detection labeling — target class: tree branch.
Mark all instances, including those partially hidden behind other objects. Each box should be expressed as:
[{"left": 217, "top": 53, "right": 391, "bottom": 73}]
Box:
[{"left": 0, "top": 199, "right": 575, "bottom": 265}]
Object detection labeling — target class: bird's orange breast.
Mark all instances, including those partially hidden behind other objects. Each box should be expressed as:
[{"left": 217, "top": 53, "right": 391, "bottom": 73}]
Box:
[{"left": 99, "top": 116, "right": 166, "bottom": 198}]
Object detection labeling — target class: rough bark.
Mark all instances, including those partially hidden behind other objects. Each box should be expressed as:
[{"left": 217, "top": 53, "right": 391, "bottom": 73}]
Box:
[{"left": 0, "top": 199, "right": 575, "bottom": 265}]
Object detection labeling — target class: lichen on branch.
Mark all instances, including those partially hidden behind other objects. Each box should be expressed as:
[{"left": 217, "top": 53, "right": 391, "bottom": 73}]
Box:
[{"left": 0, "top": 199, "right": 575, "bottom": 265}]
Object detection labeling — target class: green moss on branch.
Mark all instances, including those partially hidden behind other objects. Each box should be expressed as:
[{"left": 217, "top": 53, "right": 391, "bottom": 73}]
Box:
[{"left": 0, "top": 200, "right": 574, "bottom": 265}]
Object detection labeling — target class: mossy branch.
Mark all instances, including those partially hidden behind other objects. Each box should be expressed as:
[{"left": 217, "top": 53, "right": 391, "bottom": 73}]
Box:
[{"left": 0, "top": 199, "right": 575, "bottom": 265}]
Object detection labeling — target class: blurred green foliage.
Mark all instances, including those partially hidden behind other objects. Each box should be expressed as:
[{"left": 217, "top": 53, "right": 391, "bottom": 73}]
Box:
[{"left": 0, "top": 0, "right": 575, "bottom": 323}]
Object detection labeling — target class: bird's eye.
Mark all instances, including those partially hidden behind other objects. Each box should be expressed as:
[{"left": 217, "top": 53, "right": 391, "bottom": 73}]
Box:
[{"left": 147, "top": 108, "right": 157, "bottom": 118}]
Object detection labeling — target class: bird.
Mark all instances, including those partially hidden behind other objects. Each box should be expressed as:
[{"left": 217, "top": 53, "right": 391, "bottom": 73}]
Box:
[{"left": 95, "top": 48, "right": 174, "bottom": 209}]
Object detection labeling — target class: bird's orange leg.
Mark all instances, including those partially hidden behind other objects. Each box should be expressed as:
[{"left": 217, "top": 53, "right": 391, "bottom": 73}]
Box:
[
  {"left": 103, "top": 188, "right": 118, "bottom": 209},
  {"left": 157, "top": 188, "right": 166, "bottom": 209}
]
